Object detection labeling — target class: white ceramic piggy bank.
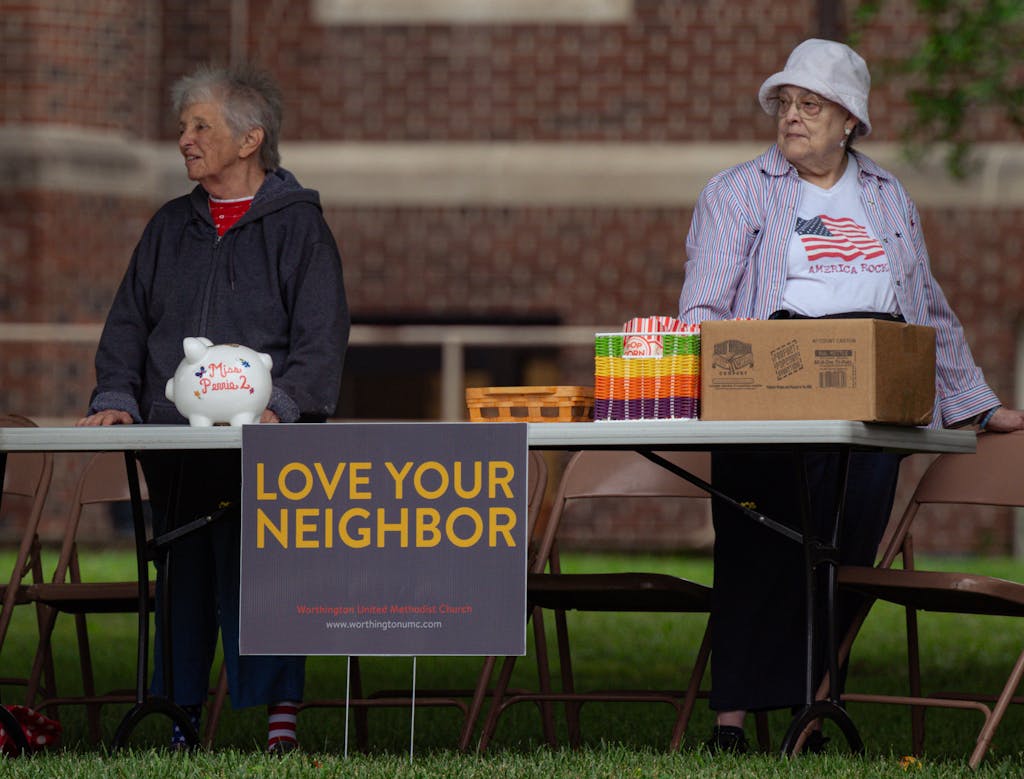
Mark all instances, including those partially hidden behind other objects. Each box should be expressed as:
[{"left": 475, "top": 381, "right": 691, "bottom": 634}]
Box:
[{"left": 165, "top": 337, "right": 273, "bottom": 427}]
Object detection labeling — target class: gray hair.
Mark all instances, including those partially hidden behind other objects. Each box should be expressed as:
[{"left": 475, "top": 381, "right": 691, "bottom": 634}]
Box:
[{"left": 171, "top": 63, "right": 283, "bottom": 172}]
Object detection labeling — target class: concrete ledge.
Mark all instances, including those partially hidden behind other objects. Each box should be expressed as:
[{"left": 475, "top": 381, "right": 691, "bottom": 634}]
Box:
[
  {"left": 311, "top": 0, "right": 632, "bottom": 25},
  {"left": 280, "top": 141, "right": 768, "bottom": 206},
  {"left": 1, "top": 125, "right": 1021, "bottom": 208},
  {"left": 0, "top": 125, "right": 181, "bottom": 202}
]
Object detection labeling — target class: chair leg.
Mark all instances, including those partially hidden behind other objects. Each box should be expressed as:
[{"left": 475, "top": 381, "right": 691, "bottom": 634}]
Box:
[
  {"left": 530, "top": 606, "right": 558, "bottom": 747},
  {"left": 462, "top": 607, "right": 553, "bottom": 752},
  {"left": 0, "top": 533, "right": 42, "bottom": 664},
  {"left": 31, "top": 552, "right": 60, "bottom": 715},
  {"left": 968, "top": 649, "right": 1024, "bottom": 770},
  {"left": 24, "top": 604, "right": 61, "bottom": 716},
  {"left": 906, "top": 604, "right": 925, "bottom": 755},
  {"left": 553, "top": 607, "right": 581, "bottom": 747},
  {"left": 896, "top": 535, "right": 926, "bottom": 756},
  {"left": 72, "top": 611, "right": 103, "bottom": 744},
  {"left": 19, "top": 540, "right": 59, "bottom": 707},
  {"left": 477, "top": 654, "right": 520, "bottom": 752},
  {"left": 66, "top": 552, "right": 102, "bottom": 743},
  {"left": 203, "top": 662, "right": 229, "bottom": 749},
  {"left": 669, "top": 619, "right": 712, "bottom": 751},
  {"left": 458, "top": 655, "right": 496, "bottom": 752}
]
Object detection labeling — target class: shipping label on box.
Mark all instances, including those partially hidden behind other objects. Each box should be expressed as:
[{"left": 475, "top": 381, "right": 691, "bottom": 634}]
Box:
[{"left": 700, "top": 319, "right": 935, "bottom": 425}]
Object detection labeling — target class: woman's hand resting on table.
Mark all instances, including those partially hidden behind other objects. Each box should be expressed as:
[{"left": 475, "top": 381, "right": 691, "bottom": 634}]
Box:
[
  {"left": 984, "top": 407, "right": 1024, "bottom": 433},
  {"left": 76, "top": 410, "right": 133, "bottom": 426},
  {"left": 77, "top": 408, "right": 281, "bottom": 425}
]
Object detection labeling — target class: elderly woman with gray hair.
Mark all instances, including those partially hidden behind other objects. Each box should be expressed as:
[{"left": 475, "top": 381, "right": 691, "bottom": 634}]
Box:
[
  {"left": 679, "top": 38, "right": 1024, "bottom": 753},
  {"left": 79, "top": 63, "right": 349, "bottom": 752}
]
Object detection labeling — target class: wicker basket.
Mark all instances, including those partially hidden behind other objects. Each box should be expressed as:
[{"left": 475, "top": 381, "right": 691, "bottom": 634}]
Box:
[{"left": 465, "top": 386, "right": 594, "bottom": 423}]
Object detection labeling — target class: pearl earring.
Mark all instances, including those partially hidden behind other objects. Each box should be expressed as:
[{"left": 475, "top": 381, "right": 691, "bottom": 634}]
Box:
[{"left": 839, "top": 126, "right": 852, "bottom": 148}]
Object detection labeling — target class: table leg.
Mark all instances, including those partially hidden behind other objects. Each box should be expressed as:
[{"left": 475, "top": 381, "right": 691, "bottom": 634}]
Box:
[
  {"left": 640, "top": 447, "right": 865, "bottom": 755},
  {"left": 780, "top": 698, "right": 862, "bottom": 755},
  {"left": 638, "top": 451, "right": 803, "bottom": 543},
  {"left": 110, "top": 452, "right": 199, "bottom": 750},
  {"left": 780, "top": 448, "right": 862, "bottom": 756}
]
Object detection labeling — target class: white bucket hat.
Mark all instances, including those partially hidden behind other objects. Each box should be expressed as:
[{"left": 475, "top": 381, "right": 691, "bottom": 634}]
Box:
[{"left": 758, "top": 38, "right": 872, "bottom": 138}]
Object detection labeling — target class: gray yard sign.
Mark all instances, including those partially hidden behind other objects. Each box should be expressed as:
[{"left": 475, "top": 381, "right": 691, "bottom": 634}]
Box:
[{"left": 239, "top": 422, "right": 528, "bottom": 656}]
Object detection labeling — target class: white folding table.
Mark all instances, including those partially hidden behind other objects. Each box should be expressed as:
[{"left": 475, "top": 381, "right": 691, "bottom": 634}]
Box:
[{"left": 0, "top": 420, "right": 976, "bottom": 754}]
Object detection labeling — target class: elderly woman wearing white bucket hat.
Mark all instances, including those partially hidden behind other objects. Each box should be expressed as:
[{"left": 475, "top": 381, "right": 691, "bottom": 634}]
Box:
[{"left": 679, "top": 38, "right": 1024, "bottom": 754}]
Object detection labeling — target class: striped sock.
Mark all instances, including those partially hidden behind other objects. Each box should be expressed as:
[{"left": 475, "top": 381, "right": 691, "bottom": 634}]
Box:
[
  {"left": 267, "top": 701, "right": 299, "bottom": 751},
  {"left": 170, "top": 704, "right": 202, "bottom": 748}
]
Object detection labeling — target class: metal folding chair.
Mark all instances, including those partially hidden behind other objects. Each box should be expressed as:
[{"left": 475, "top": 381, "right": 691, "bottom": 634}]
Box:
[
  {"left": 471, "top": 449, "right": 726, "bottom": 752},
  {"left": 301, "top": 450, "right": 549, "bottom": 751},
  {"left": 0, "top": 414, "right": 55, "bottom": 708},
  {"left": 838, "top": 430, "right": 1024, "bottom": 768},
  {"left": 23, "top": 452, "right": 155, "bottom": 743}
]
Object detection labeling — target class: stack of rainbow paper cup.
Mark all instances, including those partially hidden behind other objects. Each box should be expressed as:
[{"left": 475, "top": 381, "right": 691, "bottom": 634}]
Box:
[{"left": 594, "top": 317, "right": 700, "bottom": 421}]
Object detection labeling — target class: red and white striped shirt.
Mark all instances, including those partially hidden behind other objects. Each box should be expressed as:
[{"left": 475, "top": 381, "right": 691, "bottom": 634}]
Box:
[{"left": 209, "top": 195, "right": 254, "bottom": 237}]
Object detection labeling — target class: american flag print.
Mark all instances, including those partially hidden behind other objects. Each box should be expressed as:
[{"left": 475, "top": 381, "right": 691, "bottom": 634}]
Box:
[{"left": 795, "top": 215, "right": 885, "bottom": 263}]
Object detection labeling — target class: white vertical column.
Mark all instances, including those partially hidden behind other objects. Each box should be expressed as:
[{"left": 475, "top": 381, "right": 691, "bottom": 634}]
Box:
[
  {"left": 1015, "top": 321, "right": 1024, "bottom": 557},
  {"left": 441, "top": 337, "right": 465, "bottom": 421}
]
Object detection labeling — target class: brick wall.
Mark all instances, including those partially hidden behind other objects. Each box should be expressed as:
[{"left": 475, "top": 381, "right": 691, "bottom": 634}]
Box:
[
  {"left": 2, "top": 1, "right": 160, "bottom": 132},
  {"left": 244, "top": 1, "right": 806, "bottom": 142},
  {"left": 2, "top": 0, "right": 1023, "bottom": 554},
  {"left": 329, "top": 207, "right": 685, "bottom": 324}
]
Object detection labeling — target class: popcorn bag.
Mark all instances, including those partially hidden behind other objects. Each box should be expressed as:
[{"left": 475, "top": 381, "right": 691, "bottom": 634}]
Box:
[
  {"left": 622, "top": 315, "right": 683, "bottom": 358},
  {"left": 594, "top": 316, "right": 700, "bottom": 422}
]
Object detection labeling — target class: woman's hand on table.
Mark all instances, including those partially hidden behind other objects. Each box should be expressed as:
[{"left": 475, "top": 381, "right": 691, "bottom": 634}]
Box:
[
  {"left": 76, "top": 408, "right": 284, "bottom": 425},
  {"left": 984, "top": 407, "right": 1024, "bottom": 433},
  {"left": 76, "top": 410, "right": 134, "bottom": 427}
]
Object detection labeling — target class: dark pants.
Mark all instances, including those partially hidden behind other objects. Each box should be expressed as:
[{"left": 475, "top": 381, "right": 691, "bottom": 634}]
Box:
[
  {"left": 708, "top": 449, "right": 902, "bottom": 713},
  {"left": 141, "top": 451, "right": 304, "bottom": 708}
]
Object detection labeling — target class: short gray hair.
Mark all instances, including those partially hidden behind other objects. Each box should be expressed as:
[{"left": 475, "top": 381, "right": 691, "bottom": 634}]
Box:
[{"left": 171, "top": 63, "right": 283, "bottom": 171}]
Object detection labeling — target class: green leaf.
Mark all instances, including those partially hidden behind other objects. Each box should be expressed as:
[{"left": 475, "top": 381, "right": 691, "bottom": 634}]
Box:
[{"left": 852, "top": 0, "right": 1024, "bottom": 177}]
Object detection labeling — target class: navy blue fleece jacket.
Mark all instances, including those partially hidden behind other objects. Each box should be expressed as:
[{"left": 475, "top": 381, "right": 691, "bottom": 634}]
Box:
[{"left": 89, "top": 168, "right": 349, "bottom": 423}]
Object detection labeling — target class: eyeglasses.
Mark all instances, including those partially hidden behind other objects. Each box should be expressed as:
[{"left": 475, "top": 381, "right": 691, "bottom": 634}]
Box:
[{"left": 776, "top": 95, "right": 829, "bottom": 119}]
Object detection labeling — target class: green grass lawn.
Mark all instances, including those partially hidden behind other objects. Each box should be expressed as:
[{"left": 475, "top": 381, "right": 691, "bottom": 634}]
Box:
[{"left": 3, "top": 548, "right": 1024, "bottom": 777}]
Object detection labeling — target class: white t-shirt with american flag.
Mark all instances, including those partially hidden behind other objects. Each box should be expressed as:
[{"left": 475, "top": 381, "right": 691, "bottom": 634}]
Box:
[{"left": 780, "top": 156, "right": 899, "bottom": 318}]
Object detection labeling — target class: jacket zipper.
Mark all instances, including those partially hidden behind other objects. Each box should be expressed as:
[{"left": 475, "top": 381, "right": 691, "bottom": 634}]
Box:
[{"left": 198, "top": 234, "right": 222, "bottom": 334}]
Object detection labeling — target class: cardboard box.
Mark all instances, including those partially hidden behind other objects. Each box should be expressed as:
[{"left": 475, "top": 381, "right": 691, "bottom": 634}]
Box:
[{"left": 699, "top": 319, "right": 935, "bottom": 424}]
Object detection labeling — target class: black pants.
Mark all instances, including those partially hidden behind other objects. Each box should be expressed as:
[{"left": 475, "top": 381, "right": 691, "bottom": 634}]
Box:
[
  {"left": 708, "top": 449, "right": 902, "bottom": 712},
  {"left": 140, "top": 451, "right": 305, "bottom": 708}
]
